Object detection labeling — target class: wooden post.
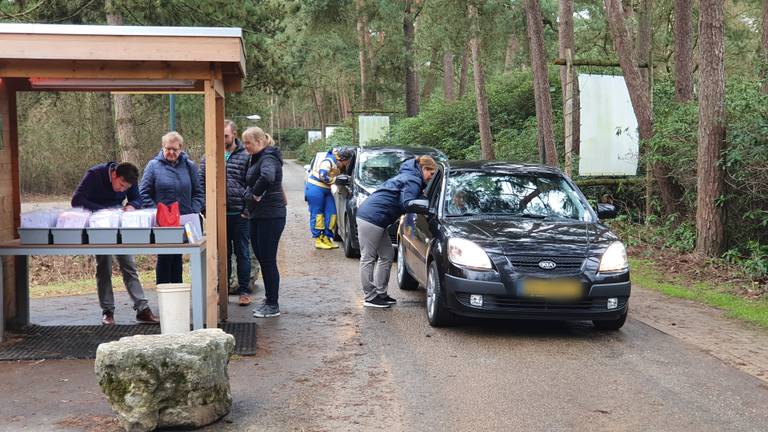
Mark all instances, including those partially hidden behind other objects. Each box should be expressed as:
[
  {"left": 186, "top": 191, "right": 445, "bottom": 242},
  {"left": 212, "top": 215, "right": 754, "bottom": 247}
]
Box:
[
  {"left": 0, "top": 79, "right": 21, "bottom": 334},
  {"left": 204, "top": 78, "right": 226, "bottom": 326},
  {"left": 564, "top": 49, "right": 574, "bottom": 177}
]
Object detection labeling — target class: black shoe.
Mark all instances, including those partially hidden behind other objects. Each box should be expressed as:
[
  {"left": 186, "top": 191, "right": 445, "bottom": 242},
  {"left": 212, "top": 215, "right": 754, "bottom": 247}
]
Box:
[
  {"left": 379, "top": 294, "right": 397, "bottom": 304},
  {"left": 364, "top": 296, "right": 391, "bottom": 308},
  {"left": 102, "top": 310, "right": 115, "bottom": 325}
]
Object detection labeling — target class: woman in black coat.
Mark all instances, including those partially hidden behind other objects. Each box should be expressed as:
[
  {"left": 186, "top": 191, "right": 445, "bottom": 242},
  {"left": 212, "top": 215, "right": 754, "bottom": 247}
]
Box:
[{"left": 241, "top": 127, "right": 287, "bottom": 318}]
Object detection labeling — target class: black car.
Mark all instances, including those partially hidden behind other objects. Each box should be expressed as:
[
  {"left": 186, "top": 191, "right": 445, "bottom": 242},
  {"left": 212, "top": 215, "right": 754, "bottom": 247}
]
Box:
[
  {"left": 333, "top": 146, "right": 447, "bottom": 258},
  {"left": 396, "top": 161, "right": 630, "bottom": 329}
]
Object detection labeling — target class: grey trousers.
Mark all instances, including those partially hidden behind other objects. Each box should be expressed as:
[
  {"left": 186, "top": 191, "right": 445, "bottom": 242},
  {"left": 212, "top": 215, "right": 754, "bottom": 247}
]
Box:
[
  {"left": 96, "top": 255, "right": 149, "bottom": 313},
  {"left": 357, "top": 218, "right": 395, "bottom": 301}
]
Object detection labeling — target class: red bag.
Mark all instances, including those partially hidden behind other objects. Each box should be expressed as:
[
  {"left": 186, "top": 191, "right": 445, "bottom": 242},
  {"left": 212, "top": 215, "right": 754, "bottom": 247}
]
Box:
[{"left": 156, "top": 202, "right": 181, "bottom": 227}]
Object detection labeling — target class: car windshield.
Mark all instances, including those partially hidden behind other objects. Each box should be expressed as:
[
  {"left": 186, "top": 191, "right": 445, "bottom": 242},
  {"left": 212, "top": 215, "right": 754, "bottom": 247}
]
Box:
[
  {"left": 443, "top": 171, "right": 591, "bottom": 221},
  {"left": 357, "top": 152, "right": 411, "bottom": 187}
]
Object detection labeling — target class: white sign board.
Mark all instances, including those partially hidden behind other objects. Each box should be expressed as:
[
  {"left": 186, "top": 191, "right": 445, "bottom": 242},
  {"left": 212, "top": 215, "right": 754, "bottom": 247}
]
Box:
[
  {"left": 307, "top": 130, "right": 322, "bottom": 143},
  {"left": 325, "top": 126, "right": 338, "bottom": 138},
  {"left": 358, "top": 115, "right": 389, "bottom": 146},
  {"left": 578, "top": 74, "right": 639, "bottom": 176}
]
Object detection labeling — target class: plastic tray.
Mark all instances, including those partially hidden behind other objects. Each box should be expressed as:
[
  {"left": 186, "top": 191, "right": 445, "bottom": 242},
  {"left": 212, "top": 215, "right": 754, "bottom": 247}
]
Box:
[
  {"left": 86, "top": 228, "right": 119, "bottom": 244},
  {"left": 153, "top": 227, "right": 185, "bottom": 244},
  {"left": 120, "top": 228, "right": 152, "bottom": 244},
  {"left": 19, "top": 228, "right": 51, "bottom": 245},
  {"left": 51, "top": 228, "right": 85, "bottom": 245}
]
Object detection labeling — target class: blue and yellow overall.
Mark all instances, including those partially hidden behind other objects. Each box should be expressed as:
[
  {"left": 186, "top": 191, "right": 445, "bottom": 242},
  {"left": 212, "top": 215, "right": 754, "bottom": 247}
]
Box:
[{"left": 306, "top": 151, "right": 341, "bottom": 249}]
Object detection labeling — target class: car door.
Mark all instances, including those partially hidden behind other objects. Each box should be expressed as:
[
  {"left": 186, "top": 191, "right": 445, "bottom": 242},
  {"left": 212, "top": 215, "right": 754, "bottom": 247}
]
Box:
[{"left": 406, "top": 170, "right": 443, "bottom": 285}]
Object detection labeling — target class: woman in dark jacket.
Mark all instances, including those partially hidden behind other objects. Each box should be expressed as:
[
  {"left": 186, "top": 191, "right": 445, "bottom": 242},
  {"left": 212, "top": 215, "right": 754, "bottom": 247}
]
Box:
[
  {"left": 139, "top": 131, "right": 204, "bottom": 284},
  {"left": 355, "top": 155, "right": 437, "bottom": 308},
  {"left": 241, "top": 126, "right": 287, "bottom": 318}
]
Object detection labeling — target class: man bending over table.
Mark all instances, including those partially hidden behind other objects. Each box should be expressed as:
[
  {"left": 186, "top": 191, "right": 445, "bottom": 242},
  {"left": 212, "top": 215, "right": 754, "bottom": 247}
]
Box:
[{"left": 71, "top": 162, "right": 160, "bottom": 325}]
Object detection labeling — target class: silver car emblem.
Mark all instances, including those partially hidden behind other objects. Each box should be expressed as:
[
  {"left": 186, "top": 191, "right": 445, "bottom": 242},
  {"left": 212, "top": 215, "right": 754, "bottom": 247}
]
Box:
[{"left": 538, "top": 260, "right": 557, "bottom": 270}]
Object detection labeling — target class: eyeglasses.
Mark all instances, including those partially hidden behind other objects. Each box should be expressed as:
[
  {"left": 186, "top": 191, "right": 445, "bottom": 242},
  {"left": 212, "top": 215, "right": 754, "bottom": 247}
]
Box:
[{"left": 163, "top": 147, "right": 181, "bottom": 154}]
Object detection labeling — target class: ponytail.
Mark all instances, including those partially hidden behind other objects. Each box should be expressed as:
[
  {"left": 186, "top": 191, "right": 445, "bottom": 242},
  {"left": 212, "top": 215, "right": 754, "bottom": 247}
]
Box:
[{"left": 242, "top": 127, "right": 274, "bottom": 147}]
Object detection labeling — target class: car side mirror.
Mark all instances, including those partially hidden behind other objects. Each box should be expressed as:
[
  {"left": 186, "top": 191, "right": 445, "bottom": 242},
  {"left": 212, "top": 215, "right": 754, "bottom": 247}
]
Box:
[
  {"left": 406, "top": 199, "right": 430, "bottom": 215},
  {"left": 303, "top": 164, "right": 310, "bottom": 172},
  {"left": 597, "top": 203, "right": 617, "bottom": 219},
  {"left": 335, "top": 175, "right": 350, "bottom": 186}
]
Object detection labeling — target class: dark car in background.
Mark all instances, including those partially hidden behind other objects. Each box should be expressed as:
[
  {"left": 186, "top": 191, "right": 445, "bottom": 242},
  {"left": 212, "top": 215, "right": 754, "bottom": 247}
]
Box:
[
  {"left": 396, "top": 161, "right": 630, "bottom": 329},
  {"left": 332, "top": 146, "right": 447, "bottom": 258}
]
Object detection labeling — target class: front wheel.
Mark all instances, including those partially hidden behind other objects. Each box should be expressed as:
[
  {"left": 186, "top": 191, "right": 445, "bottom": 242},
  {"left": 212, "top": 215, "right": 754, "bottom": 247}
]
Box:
[
  {"left": 397, "top": 240, "right": 418, "bottom": 290},
  {"left": 343, "top": 217, "right": 360, "bottom": 258},
  {"left": 593, "top": 306, "right": 628, "bottom": 331},
  {"left": 426, "top": 261, "right": 453, "bottom": 327}
]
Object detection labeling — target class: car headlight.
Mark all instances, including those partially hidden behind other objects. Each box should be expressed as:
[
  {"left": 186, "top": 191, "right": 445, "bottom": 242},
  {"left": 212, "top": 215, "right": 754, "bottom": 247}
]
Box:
[
  {"left": 598, "top": 241, "right": 628, "bottom": 273},
  {"left": 448, "top": 238, "right": 493, "bottom": 270}
]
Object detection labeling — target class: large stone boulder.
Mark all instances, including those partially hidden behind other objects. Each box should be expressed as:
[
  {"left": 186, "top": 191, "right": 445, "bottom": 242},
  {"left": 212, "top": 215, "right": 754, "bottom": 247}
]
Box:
[{"left": 95, "top": 329, "right": 235, "bottom": 432}]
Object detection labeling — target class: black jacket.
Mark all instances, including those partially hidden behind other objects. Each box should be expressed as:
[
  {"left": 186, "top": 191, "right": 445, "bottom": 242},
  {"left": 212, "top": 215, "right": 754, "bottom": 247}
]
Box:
[
  {"left": 200, "top": 139, "right": 250, "bottom": 213},
  {"left": 243, "top": 146, "right": 287, "bottom": 219}
]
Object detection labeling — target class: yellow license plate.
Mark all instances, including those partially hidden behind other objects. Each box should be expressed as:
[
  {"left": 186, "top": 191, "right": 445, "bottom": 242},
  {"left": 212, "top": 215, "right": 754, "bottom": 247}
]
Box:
[{"left": 521, "top": 278, "right": 582, "bottom": 300}]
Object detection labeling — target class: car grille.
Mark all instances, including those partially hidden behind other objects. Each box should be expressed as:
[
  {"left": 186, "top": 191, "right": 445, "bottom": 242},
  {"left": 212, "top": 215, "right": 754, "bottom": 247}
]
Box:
[
  {"left": 456, "top": 294, "right": 627, "bottom": 311},
  {"left": 507, "top": 255, "right": 585, "bottom": 275}
]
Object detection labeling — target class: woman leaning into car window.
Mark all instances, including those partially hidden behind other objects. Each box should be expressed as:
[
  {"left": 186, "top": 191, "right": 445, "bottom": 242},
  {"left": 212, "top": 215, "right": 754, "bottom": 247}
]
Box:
[{"left": 355, "top": 155, "right": 437, "bottom": 308}]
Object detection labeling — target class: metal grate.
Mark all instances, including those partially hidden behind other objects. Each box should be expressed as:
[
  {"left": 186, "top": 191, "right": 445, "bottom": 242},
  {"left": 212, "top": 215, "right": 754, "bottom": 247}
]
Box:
[
  {"left": 0, "top": 322, "right": 257, "bottom": 361},
  {"left": 507, "top": 255, "right": 585, "bottom": 275}
]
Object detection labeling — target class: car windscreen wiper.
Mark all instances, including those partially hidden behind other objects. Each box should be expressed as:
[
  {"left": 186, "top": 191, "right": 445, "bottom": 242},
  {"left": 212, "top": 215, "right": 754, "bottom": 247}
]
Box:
[{"left": 446, "top": 212, "right": 479, "bottom": 217}]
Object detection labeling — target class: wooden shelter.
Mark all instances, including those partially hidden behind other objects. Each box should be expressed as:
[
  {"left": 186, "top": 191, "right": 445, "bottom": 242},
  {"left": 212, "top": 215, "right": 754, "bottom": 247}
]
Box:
[{"left": 0, "top": 23, "right": 246, "bottom": 330}]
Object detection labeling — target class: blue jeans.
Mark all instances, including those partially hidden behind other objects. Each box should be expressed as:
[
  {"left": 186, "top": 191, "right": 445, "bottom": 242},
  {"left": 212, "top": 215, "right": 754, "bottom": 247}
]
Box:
[
  {"left": 227, "top": 214, "right": 252, "bottom": 295},
  {"left": 156, "top": 254, "right": 183, "bottom": 284},
  {"left": 250, "top": 217, "right": 286, "bottom": 306}
]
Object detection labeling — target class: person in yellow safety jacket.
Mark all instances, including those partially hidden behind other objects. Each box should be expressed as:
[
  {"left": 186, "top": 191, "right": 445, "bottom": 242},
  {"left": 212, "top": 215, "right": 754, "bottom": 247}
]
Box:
[{"left": 305, "top": 148, "right": 354, "bottom": 249}]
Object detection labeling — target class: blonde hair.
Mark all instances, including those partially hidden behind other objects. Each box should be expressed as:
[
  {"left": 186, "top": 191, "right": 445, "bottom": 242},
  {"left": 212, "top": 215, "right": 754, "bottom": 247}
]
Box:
[
  {"left": 242, "top": 126, "right": 274, "bottom": 147},
  {"left": 416, "top": 155, "right": 437, "bottom": 172},
  {"left": 161, "top": 131, "right": 184, "bottom": 147}
]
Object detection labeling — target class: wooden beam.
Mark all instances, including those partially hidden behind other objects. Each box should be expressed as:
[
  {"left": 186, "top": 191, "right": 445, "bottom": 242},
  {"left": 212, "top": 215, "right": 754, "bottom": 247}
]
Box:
[
  {"left": 0, "top": 60, "right": 222, "bottom": 80},
  {"left": 0, "top": 80, "right": 20, "bottom": 332},
  {"left": 0, "top": 34, "right": 243, "bottom": 64},
  {"left": 215, "top": 93, "right": 227, "bottom": 322},
  {"left": 203, "top": 80, "right": 220, "bottom": 327}
]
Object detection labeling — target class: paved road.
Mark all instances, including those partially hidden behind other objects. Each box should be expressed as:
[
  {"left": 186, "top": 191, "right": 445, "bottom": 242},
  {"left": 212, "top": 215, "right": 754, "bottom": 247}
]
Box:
[{"left": 2, "top": 160, "right": 767, "bottom": 432}]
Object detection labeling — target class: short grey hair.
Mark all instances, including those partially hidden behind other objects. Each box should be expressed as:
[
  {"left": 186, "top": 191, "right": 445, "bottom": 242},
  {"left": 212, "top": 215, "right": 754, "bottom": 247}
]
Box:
[{"left": 162, "top": 131, "right": 184, "bottom": 147}]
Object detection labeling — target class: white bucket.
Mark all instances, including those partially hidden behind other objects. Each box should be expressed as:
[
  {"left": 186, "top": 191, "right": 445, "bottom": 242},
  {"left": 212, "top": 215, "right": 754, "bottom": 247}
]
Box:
[{"left": 155, "top": 283, "right": 191, "bottom": 334}]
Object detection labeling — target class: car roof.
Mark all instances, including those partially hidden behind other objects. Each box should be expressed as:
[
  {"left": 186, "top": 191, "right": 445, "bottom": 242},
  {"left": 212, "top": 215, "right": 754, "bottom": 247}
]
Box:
[
  {"left": 445, "top": 160, "right": 565, "bottom": 176},
  {"left": 358, "top": 146, "right": 446, "bottom": 157}
]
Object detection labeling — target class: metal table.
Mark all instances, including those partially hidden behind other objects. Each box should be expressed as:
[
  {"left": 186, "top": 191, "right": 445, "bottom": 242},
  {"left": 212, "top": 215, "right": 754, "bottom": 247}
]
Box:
[{"left": 0, "top": 239, "right": 207, "bottom": 341}]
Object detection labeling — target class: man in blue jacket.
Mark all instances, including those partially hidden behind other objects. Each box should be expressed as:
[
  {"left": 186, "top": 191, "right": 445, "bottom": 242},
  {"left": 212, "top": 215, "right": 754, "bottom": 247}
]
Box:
[
  {"left": 200, "top": 119, "right": 257, "bottom": 306},
  {"left": 72, "top": 162, "right": 159, "bottom": 325}
]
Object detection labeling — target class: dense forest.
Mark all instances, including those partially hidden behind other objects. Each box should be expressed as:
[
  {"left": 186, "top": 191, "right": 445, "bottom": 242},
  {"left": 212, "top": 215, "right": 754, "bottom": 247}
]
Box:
[{"left": 1, "top": 0, "right": 766, "bottom": 282}]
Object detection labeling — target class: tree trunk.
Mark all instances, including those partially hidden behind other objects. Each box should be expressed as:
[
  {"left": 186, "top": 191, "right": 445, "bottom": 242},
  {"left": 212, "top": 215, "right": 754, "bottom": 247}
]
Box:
[
  {"left": 404, "top": 0, "right": 420, "bottom": 117},
  {"left": 443, "top": 51, "right": 455, "bottom": 101},
  {"left": 674, "top": 0, "right": 694, "bottom": 101},
  {"left": 525, "top": 0, "right": 558, "bottom": 166},
  {"left": 106, "top": 2, "right": 140, "bottom": 166},
  {"left": 459, "top": 43, "right": 470, "bottom": 98},
  {"left": 420, "top": 46, "right": 440, "bottom": 103},
  {"left": 355, "top": 0, "right": 370, "bottom": 107},
  {"left": 604, "top": 0, "right": 681, "bottom": 216},
  {"left": 695, "top": 0, "right": 726, "bottom": 257},
  {"left": 761, "top": 0, "right": 768, "bottom": 94},
  {"left": 504, "top": 32, "right": 519, "bottom": 74},
  {"left": 312, "top": 87, "right": 325, "bottom": 138},
  {"left": 94, "top": 93, "right": 117, "bottom": 160},
  {"left": 636, "top": 0, "right": 652, "bottom": 92},
  {"left": 468, "top": 3, "right": 495, "bottom": 160},
  {"left": 558, "top": 0, "right": 578, "bottom": 169}
]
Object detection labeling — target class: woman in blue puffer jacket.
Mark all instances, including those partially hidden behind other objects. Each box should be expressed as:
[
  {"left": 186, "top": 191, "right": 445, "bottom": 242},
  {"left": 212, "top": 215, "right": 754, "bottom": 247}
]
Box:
[
  {"left": 140, "top": 131, "right": 204, "bottom": 284},
  {"left": 355, "top": 155, "right": 437, "bottom": 308}
]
